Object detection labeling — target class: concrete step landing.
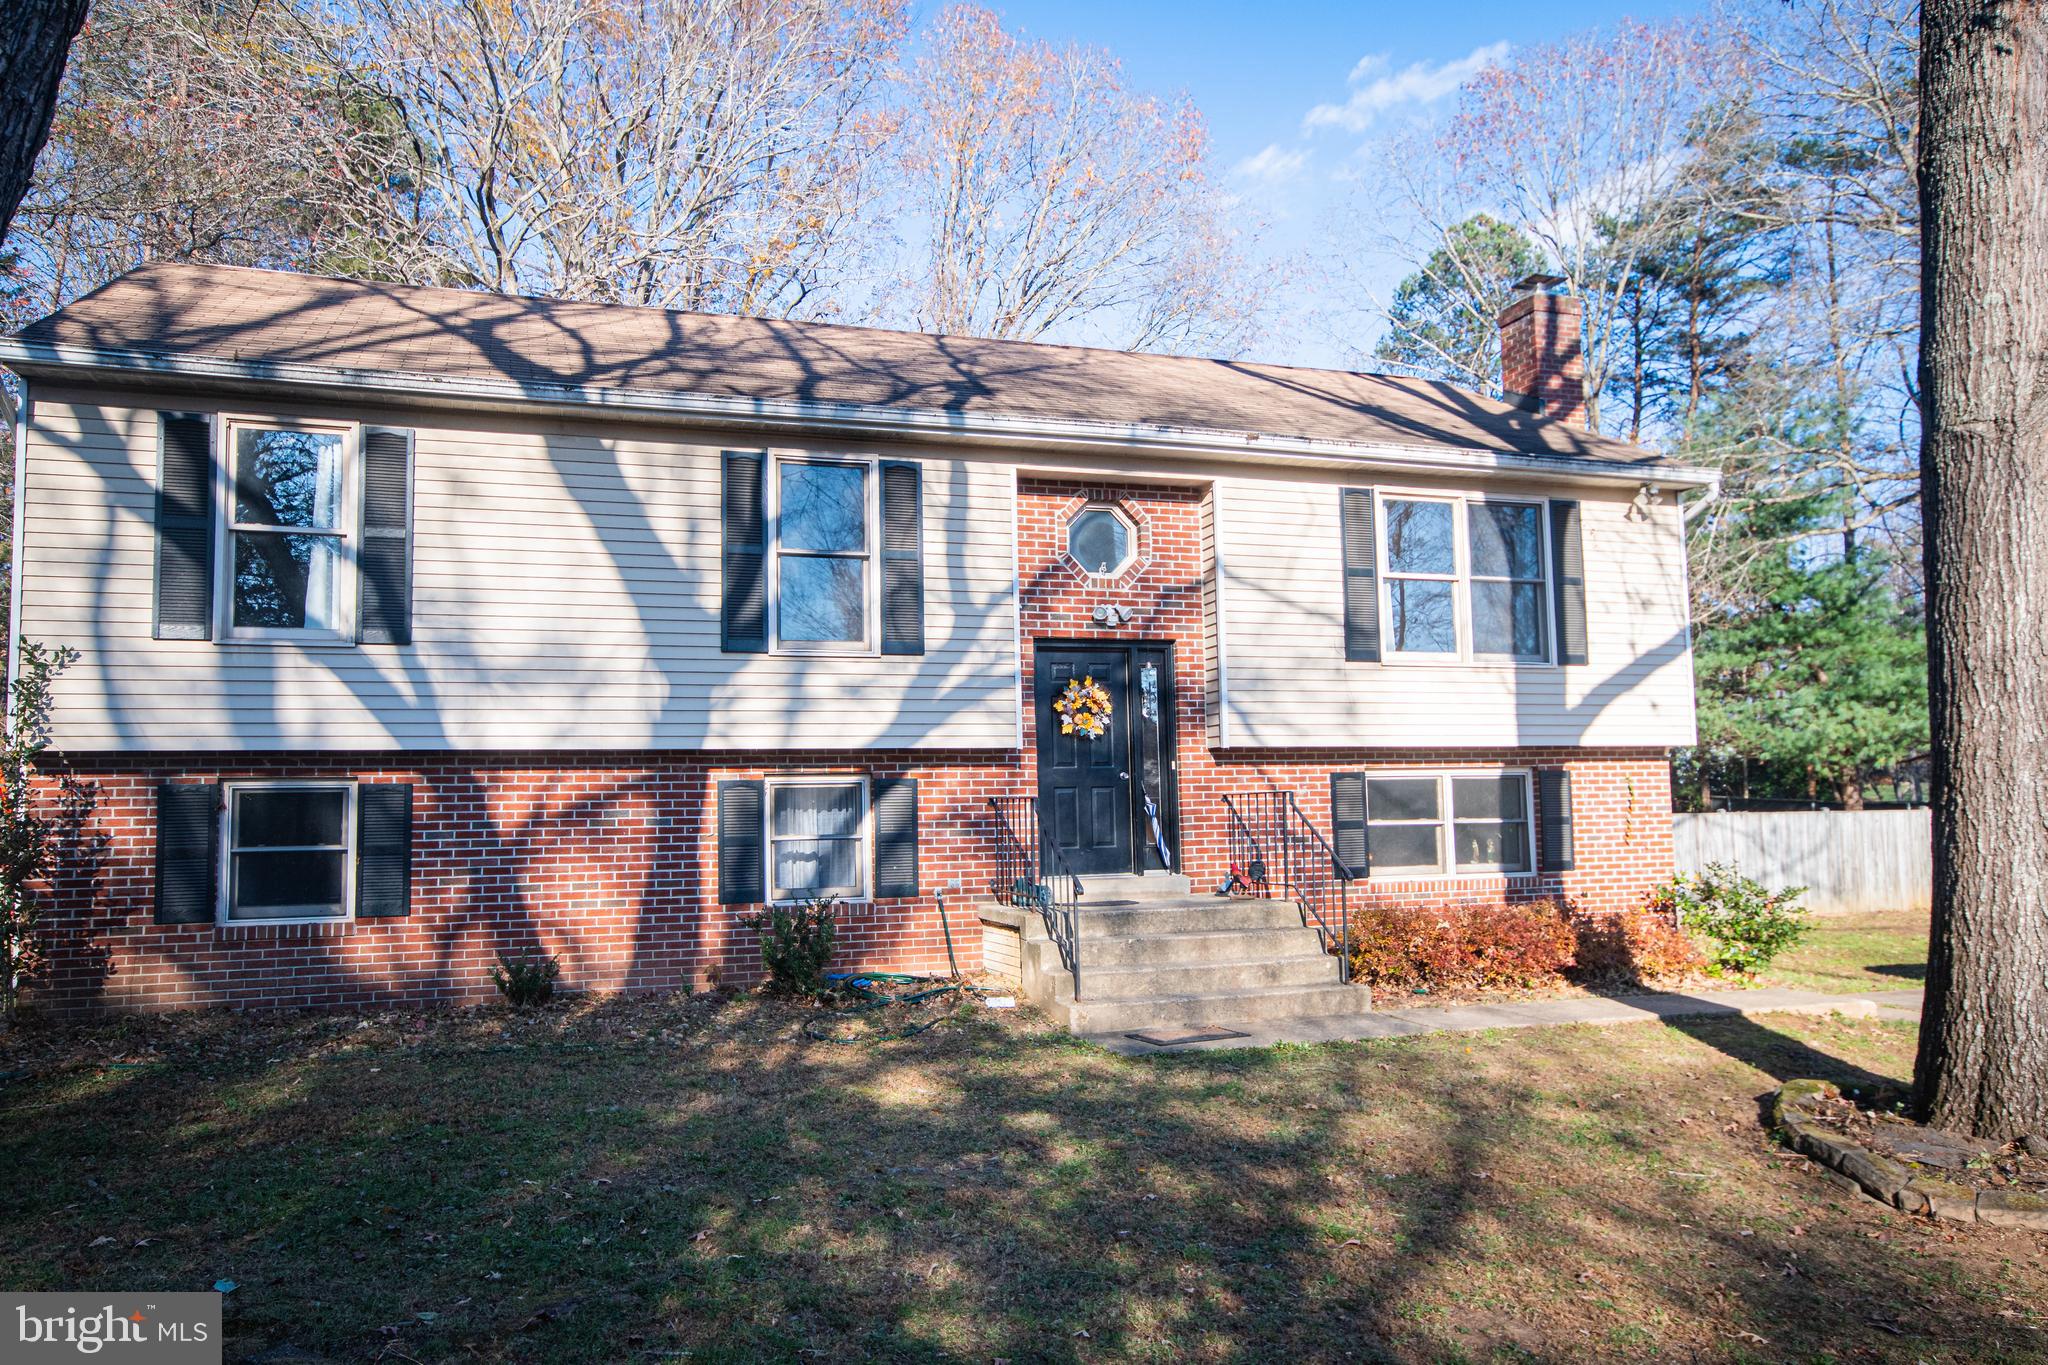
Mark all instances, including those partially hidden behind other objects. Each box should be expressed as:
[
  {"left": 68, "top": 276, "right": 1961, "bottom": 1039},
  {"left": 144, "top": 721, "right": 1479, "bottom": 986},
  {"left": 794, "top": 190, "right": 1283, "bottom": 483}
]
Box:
[{"left": 977, "top": 887, "right": 1370, "bottom": 1036}]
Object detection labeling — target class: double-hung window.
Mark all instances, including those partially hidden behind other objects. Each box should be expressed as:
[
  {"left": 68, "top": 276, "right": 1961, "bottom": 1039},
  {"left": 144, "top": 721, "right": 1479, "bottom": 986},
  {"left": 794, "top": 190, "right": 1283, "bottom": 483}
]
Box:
[
  {"left": 773, "top": 458, "right": 874, "bottom": 652},
  {"left": 1378, "top": 493, "right": 1552, "bottom": 663},
  {"left": 223, "top": 420, "right": 358, "bottom": 641},
  {"left": 221, "top": 782, "right": 355, "bottom": 922},
  {"left": 1466, "top": 502, "right": 1549, "bottom": 659},
  {"left": 1381, "top": 498, "right": 1461, "bottom": 655},
  {"left": 766, "top": 779, "right": 868, "bottom": 902},
  {"left": 1363, "top": 771, "right": 1534, "bottom": 877}
]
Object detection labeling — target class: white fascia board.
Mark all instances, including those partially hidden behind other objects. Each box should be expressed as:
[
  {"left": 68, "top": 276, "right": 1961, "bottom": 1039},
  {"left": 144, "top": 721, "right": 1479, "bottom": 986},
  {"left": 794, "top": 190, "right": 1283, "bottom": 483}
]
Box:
[{"left": 0, "top": 340, "right": 1719, "bottom": 490}]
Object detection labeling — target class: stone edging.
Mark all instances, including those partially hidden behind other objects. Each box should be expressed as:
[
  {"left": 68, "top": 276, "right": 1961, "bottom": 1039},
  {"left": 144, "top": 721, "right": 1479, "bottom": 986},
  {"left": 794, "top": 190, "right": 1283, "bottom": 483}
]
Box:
[{"left": 1774, "top": 1080, "right": 2048, "bottom": 1228}]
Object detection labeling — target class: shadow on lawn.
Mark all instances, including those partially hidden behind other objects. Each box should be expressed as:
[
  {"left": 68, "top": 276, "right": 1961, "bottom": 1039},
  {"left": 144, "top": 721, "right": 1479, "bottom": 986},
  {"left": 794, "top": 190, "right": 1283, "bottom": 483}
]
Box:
[
  {"left": 0, "top": 1001, "right": 2032, "bottom": 1364},
  {"left": 1658, "top": 1003, "right": 1903, "bottom": 1097}
]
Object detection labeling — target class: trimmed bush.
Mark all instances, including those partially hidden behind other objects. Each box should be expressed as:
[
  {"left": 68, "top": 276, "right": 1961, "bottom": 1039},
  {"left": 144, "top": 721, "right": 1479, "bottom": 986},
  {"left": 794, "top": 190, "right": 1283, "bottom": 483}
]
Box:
[
  {"left": 741, "top": 897, "right": 839, "bottom": 995},
  {"left": 1645, "top": 863, "right": 1809, "bottom": 977},
  {"left": 1347, "top": 900, "right": 1576, "bottom": 993},
  {"left": 490, "top": 952, "right": 561, "bottom": 1008},
  {"left": 1346, "top": 904, "right": 1464, "bottom": 991},
  {"left": 1573, "top": 909, "right": 1707, "bottom": 985}
]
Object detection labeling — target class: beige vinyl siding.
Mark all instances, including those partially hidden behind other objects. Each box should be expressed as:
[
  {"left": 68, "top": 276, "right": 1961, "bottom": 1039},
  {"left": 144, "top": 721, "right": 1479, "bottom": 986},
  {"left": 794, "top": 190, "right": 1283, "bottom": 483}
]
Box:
[
  {"left": 1212, "top": 474, "right": 1695, "bottom": 748},
  {"left": 1199, "top": 487, "right": 1225, "bottom": 749},
  {"left": 22, "top": 394, "right": 1020, "bottom": 752}
]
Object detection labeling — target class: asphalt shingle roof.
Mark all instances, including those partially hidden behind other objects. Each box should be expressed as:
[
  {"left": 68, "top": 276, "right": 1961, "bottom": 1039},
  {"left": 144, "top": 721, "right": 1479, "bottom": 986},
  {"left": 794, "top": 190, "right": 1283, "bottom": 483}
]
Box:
[{"left": 10, "top": 262, "right": 1672, "bottom": 470}]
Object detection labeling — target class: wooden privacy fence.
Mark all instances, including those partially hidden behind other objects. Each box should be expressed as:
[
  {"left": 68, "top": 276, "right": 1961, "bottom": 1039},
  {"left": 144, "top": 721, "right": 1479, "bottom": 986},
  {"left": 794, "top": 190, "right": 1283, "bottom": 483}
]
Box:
[{"left": 1671, "top": 809, "right": 1932, "bottom": 915}]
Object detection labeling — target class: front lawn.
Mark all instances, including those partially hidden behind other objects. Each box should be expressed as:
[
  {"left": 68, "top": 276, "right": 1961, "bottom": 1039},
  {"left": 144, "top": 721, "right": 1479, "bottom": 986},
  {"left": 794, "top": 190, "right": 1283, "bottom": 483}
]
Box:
[
  {"left": 1756, "top": 909, "right": 1931, "bottom": 994},
  {"left": 2, "top": 989, "right": 2038, "bottom": 1363}
]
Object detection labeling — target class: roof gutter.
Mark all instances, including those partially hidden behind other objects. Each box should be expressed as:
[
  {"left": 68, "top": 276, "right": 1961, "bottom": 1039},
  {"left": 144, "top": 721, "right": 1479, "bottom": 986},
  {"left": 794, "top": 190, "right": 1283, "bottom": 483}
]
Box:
[{"left": 0, "top": 339, "right": 1719, "bottom": 490}]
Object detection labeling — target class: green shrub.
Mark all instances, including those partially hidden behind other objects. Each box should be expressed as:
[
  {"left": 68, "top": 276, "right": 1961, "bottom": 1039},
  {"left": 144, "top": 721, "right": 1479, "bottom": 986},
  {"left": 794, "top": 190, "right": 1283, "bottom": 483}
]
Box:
[
  {"left": 489, "top": 952, "right": 561, "bottom": 1008},
  {"left": 742, "top": 897, "right": 839, "bottom": 995},
  {"left": 1645, "top": 863, "right": 1809, "bottom": 977},
  {"left": 1, "top": 640, "right": 78, "bottom": 1019},
  {"left": 1347, "top": 899, "right": 1576, "bottom": 992}
]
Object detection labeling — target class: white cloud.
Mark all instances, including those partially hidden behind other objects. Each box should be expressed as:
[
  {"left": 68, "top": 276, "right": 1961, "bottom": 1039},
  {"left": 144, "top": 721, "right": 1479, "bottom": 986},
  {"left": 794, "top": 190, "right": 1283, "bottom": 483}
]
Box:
[
  {"left": 1233, "top": 143, "right": 1310, "bottom": 185},
  {"left": 1532, "top": 148, "right": 1689, "bottom": 252},
  {"left": 1303, "top": 41, "right": 1511, "bottom": 134}
]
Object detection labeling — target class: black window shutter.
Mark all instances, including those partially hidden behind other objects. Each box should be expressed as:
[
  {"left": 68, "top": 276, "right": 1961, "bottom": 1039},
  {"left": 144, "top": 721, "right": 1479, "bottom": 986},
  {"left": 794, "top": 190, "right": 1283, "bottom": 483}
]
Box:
[
  {"left": 1330, "top": 773, "right": 1368, "bottom": 879},
  {"left": 717, "top": 779, "right": 766, "bottom": 904},
  {"left": 722, "top": 452, "right": 768, "bottom": 652},
  {"left": 1549, "top": 499, "right": 1587, "bottom": 666},
  {"left": 872, "top": 776, "right": 919, "bottom": 899},
  {"left": 155, "top": 413, "right": 214, "bottom": 640},
  {"left": 879, "top": 461, "right": 925, "bottom": 656},
  {"left": 357, "top": 783, "right": 414, "bottom": 917},
  {"left": 359, "top": 427, "right": 414, "bottom": 645},
  {"left": 155, "top": 782, "right": 219, "bottom": 924},
  {"left": 1538, "top": 769, "right": 1576, "bottom": 872},
  {"left": 1340, "top": 488, "right": 1381, "bottom": 662}
]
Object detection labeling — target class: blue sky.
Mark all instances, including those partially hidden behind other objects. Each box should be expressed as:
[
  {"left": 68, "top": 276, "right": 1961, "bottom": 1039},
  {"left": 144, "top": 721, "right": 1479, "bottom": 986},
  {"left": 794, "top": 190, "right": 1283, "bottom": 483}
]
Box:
[{"left": 989, "top": 1, "right": 1701, "bottom": 366}]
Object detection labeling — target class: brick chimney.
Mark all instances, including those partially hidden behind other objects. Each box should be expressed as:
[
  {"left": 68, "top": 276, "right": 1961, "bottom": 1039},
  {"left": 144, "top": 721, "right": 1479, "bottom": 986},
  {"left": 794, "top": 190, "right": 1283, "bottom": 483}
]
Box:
[{"left": 1498, "top": 274, "right": 1586, "bottom": 427}]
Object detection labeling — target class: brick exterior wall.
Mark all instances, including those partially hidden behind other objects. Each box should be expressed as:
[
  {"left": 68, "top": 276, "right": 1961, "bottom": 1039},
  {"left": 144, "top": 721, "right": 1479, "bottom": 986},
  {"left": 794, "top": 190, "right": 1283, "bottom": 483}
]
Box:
[{"left": 27, "top": 475, "right": 1677, "bottom": 1014}]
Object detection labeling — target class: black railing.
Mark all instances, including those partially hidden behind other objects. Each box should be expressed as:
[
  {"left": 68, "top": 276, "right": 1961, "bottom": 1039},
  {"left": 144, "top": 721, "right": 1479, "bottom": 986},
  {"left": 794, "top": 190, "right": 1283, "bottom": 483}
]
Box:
[
  {"left": 1221, "top": 790, "right": 1279, "bottom": 897},
  {"left": 1221, "top": 790, "right": 1352, "bottom": 984},
  {"left": 987, "top": 795, "right": 1085, "bottom": 998}
]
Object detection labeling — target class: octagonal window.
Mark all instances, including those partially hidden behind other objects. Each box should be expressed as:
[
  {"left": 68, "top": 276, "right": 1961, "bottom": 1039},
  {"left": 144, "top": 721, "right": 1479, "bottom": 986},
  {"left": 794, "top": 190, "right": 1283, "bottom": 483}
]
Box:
[{"left": 1067, "top": 504, "right": 1137, "bottom": 577}]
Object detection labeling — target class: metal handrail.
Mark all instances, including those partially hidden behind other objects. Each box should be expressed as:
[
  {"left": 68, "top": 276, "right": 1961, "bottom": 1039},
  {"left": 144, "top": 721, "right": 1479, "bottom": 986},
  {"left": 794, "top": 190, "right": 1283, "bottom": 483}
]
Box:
[
  {"left": 987, "top": 795, "right": 1085, "bottom": 998},
  {"left": 1221, "top": 791, "right": 1276, "bottom": 897},
  {"left": 1221, "top": 789, "right": 1353, "bottom": 984}
]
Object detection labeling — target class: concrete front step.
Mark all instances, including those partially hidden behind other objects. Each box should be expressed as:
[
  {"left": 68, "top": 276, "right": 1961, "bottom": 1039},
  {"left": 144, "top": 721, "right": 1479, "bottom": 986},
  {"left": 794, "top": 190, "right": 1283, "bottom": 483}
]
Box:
[
  {"left": 1052, "top": 952, "right": 1340, "bottom": 1002},
  {"left": 1066, "top": 981, "right": 1373, "bottom": 1035},
  {"left": 1077, "top": 873, "right": 1197, "bottom": 902},
  {"left": 979, "top": 892, "right": 1368, "bottom": 1035},
  {"left": 1078, "top": 925, "right": 1332, "bottom": 968},
  {"left": 1069, "top": 897, "right": 1307, "bottom": 937}
]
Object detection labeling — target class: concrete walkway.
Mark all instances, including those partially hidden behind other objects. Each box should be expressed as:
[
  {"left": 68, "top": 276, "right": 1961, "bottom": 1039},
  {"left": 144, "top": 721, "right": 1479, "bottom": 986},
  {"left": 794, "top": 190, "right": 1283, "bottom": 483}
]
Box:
[{"left": 1085, "top": 986, "right": 1925, "bottom": 1055}]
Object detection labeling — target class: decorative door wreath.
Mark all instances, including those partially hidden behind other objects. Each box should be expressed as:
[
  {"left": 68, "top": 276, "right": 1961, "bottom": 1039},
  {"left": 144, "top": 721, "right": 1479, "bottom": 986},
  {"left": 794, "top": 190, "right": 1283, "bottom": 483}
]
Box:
[{"left": 1053, "top": 675, "right": 1113, "bottom": 740}]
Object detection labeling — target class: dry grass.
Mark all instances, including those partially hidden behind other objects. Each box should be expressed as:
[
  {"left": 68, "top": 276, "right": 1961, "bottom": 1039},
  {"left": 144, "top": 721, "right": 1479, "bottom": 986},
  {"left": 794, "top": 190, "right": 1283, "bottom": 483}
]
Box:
[
  {"left": 1, "top": 986, "right": 2040, "bottom": 1363},
  {"left": 1759, "top": 910, "right": 1931, "bottom": 994}
]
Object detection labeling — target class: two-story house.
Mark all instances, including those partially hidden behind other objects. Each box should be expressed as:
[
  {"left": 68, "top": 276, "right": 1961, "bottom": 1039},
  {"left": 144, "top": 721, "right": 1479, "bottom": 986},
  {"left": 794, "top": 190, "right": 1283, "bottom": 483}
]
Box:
[{"left": 0, "top": 264, "right": 1711, "bottom": 1026}]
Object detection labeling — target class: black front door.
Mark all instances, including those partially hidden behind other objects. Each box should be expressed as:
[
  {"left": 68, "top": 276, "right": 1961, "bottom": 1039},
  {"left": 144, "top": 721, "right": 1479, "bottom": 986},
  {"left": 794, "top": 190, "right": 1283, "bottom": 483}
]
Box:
[{"left": 1035, "top": 643, "right": 1178, "bottom": 876}]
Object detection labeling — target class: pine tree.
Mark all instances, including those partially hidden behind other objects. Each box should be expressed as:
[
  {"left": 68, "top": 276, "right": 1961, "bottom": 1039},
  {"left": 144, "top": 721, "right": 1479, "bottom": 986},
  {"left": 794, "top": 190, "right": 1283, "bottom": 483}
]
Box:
[
  {"left": 1373, "top": 214, "right": 1545, "bottom": 392},
  {"left": 1691, "top": 499, "right": 1927, "bottom": 811}
]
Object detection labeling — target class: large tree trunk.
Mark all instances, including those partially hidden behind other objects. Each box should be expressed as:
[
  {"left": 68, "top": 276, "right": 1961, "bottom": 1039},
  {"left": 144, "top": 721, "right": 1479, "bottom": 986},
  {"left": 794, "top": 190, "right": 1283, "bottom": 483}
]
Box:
[
  {"left": 0, "top": 0, "right": 90, "bottom": 242},
  {"left": 1913, "top": 0, "right": 2048, "bottom": 1140}
]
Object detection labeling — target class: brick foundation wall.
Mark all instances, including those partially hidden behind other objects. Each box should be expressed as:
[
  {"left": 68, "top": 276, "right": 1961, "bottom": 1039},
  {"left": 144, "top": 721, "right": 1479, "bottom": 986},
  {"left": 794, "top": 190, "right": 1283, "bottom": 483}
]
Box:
[
  {"left": 25, "top": 474, "right": 1678, "bottom": 1014},
  {"left": 32, "top": 750, "right": 1033, "bottom": 1014}
]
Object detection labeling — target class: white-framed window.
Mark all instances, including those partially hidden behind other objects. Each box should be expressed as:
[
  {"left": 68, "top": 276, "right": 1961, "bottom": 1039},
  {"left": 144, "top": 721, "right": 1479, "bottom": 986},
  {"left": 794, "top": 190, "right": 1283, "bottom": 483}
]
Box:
[
  {"left": 1466, "top": 501, "right": 1549, "bottom": 659},
  {"left": 1363, "top": 770, "right": 1534, "bottom": 878},
  {"left": 220, "top": 780, "right": 356, "bottom": 923},
  {"left": 1381, "top": 496, "right": 1460, "bottom": 656},
  {"left": 770, "top": 456, "right": 877, "bottom": 654},
  {"left": 1377, "top": 491, "right": 1552, "bottom": 663},
  {"left": 1066, "top": 503, "right": 1138, "bottom": 577},
  {"left": 218, "top": 417, "right": 360, "bottom": 643},
  {"left": 766, "top": 777, "right": 868, "bottom": 902}
]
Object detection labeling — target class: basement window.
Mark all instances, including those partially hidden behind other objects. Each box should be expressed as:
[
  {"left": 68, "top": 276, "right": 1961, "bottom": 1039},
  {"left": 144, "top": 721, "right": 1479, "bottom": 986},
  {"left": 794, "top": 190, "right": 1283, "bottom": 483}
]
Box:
[
  {"left": 766, "top": 779, "right": 868, "bottom": 903},
  {"left": 1364, "top": 771, "right": 1533, "bottom": 877},
  {"left": 221, "top": 782, "right": 355, "bottom": 922}
]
